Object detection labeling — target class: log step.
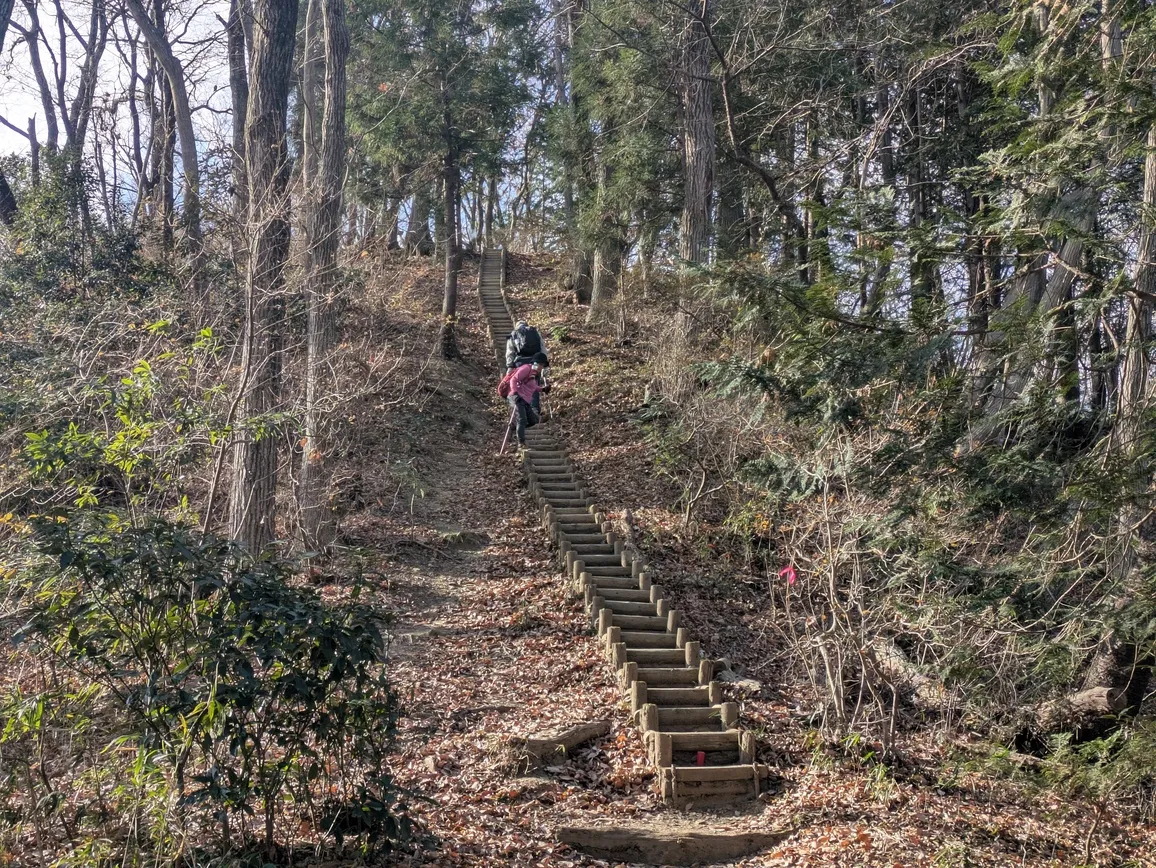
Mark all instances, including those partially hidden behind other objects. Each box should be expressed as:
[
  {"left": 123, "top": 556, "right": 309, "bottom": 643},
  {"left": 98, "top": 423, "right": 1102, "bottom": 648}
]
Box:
[
  {"left": 585, "top": 575, "right": 638, "bottom": 590},
  {"left": 602, "top": 600, "right": 657, "bottom": 616},
  {"left": 636, "top": 667, "right": 698, "bottom": 686},
  {"left": 656, "top": 707, "right": 727, "bottom": 729},
  {"left": 646, "top": 686, "right": 710, "bottom": 706},
  {"left": 597, "top": 588, "right": 651, "bottom": 603},
  {"left": 666, "top": 764, "right": 770, "bottom": 783},
  {"left": 581, "top": 554, "right": 625, "bottom": 566},
  {"left": 585, "top": 566, "right": 633, "bottom": 577},
  {"left": 627, "top": 648, "right": 686, "bottom": 665},
  {"left": 662, "top": 731, "right": 741, "bottom": 752},
  {"left": 619, "top": 631, "right": 678, "bottom": 648},
  {"left": 611, "top": 614, "right": 667, "bottom": 631}
]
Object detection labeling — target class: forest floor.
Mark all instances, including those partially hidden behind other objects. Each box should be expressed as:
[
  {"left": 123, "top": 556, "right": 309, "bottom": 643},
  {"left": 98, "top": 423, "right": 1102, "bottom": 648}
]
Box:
[{"left": 333, "top": 250, "right": 1156, "bottom": 867}]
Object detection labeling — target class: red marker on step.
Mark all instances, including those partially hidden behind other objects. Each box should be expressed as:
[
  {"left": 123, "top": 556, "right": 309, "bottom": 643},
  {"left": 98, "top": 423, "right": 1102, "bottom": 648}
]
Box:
[{"left": 696, "top": 751, "right": 705, "bottom": 766}]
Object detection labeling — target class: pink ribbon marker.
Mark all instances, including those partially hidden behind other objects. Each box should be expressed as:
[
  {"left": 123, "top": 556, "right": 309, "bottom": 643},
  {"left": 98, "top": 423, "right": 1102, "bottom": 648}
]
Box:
[{"left": 779, "top": 565, "right": 797, "bottom": 586}]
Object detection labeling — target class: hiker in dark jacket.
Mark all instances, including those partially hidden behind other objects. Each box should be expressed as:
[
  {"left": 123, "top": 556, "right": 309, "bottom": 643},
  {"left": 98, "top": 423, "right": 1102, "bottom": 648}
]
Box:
[
  {"left": 508, "top": 353, "right": 549, "bottom": 446},
  {"left": 505, "top": 321, "right": 548, "bottom": 371},
  {"left": 505, "top": 321, "right": 549, "bottom": 411}
]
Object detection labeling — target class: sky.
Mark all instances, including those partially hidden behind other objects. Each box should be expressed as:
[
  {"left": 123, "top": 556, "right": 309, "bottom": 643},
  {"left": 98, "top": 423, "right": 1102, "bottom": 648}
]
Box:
[{"left": 0, "top": 0, "right": 233, "bottom": 186}]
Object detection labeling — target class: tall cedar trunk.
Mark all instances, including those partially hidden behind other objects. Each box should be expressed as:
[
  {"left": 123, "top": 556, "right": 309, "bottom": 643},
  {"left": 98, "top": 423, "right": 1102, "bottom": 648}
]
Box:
[
  {"left": 961, "top": 5, "right": 1064, "bottom": 448},
  {"left": 588, "top": 245, "right": 622, "bottom": 325},
  {"left": 957, "top": 63, "right": 994, "bottom": 342},
  {"left": 432, "top": 178, "right": 445, "bottom": 259},
  {"left": 678, "top": 0, "right": 714, "bottom": 269},
  {"left": 299, "top": 0, "right": 322, "bottom": 263},
  {"left": 863, "top": 79, "right": 896, "bottom": 314},
  {"left": 1079, "top": 121, "right": 1156, "bottom": 721},
  {"left": 715, "top": 152, "right": 746, "bottom": 257},
  {"left": 485, "top": 173, "right": 496, "bottom": 246},
  {"left": 805, "top": 115, "right": 830, "bottom": 285},
  {"left": 587, "top": 159, "right": 623, "bottom": 324},
  {"left": 228, "top": 0, "right": 299, "bottom": 555},
  {"left": 406, "top": 186, "right": 433, "bottom": 253},
  {"left": 554, "top": 0, "right": 591, "bottom": 300},
  {"left": 971, "top": 7, "right": 1106, "bottom": 431},
  {"left": 299, "top": 0, "right": 348, "bottom": 554},
  {"left": 384, "top": 195, "right": 401, "bottom": 249},
  {"left": 552, "top": 0, "right": 573, "bottom": 227},
  {"left": 441, "top": 123, "right": 462, "bottom": 359},
  {"left": 907, "top": 86, "right": 935, "bottom": 328},
  {"left": 125, "top": 0, "right": 206, "bottom": 309}
]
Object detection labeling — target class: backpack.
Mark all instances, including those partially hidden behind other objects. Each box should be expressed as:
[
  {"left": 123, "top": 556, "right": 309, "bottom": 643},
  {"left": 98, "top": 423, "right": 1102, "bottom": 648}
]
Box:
[
  {"left": 497, "top": 369, "right": 516, "bottom": 399},
  {"left": 512, "top": 325, "right": 542, "bottom": 357}
]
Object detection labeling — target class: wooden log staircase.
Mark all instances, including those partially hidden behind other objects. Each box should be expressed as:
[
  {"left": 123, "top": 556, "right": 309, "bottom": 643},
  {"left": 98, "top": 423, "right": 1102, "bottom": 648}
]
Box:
[{"left": 477, "top": 248, "right": 770, "bottom": 806}]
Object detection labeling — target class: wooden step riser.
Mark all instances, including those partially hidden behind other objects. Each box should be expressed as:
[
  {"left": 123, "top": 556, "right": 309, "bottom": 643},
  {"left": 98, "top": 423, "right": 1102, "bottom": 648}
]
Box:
[
  {"left": 611, "top": 614, "right": 669, "bottom": 631},
  {"left": 602, "top": 600, "right": 658, "bottom": 616},
  {"left": 583, "top": 575, "right": 638, "bottom": 590},
  {"left": 635, "top": 667, "right": 698, "bottom": 686},
  {"left": 559, "top": 534, "right": 608, "bottom": 544},
  {"left": 662, "top": 732, "right": 741, "bottom": 752},
  {"left": 633, "top": 683, "right": 724, "bottom": 709},
  {"left": 659, "top": 778, "right": 765, "bottom": 801},
  {"left": 627, "top": 649, "right": 686, "bottom": 664},
  {"left": 597, "top": 588, "right": 652, "bottom": 603},
  {"left": 619, "top": 631, "right": 678, "bottom": 648}
]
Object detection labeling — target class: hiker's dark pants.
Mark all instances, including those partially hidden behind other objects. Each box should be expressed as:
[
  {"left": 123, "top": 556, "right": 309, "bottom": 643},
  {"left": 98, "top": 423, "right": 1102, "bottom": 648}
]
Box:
[{"left": 508, "top": 395, "right": 539, "bottom": 444}]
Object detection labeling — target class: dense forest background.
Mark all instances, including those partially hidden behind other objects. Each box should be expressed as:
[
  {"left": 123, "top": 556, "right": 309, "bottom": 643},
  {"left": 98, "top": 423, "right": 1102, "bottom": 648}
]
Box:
[{"left": 3, "top": 0, "right": 1156, "bottom": 863}]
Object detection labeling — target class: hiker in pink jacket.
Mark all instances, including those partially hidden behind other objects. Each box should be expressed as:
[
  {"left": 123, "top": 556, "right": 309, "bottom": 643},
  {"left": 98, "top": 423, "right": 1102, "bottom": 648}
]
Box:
[{"left": 508, "top": 352, "right": 550, "bottom": 446}]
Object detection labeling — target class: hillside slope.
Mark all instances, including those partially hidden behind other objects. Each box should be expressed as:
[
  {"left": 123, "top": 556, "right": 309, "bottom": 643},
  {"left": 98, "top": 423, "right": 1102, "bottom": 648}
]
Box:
[{"left": 369, "top": 251, "right": 1156, "bottom": 867}]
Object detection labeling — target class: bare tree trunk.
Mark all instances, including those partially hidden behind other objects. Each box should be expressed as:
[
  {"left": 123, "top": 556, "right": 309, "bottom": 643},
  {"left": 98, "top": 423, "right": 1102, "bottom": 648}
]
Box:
[
  {"left": 228, "top": 0, "right": 299, "bottom": 554},
  {"left": 124, "top": 0, "right": 206, "bottom": 309},
  {"left": 227, "top": 0, "right": 249, "bottom": 219},
  {"left": 147, "top": 31, "right": 175, "bottom": 253},
  {"left": 14, "top": 2, "right": 59, "bottom": 151},
  {"left": 0, "top": 0, "right": 17, "bottom": 223},
  {"left": 299, "top": 0, "right": 348, "bottom": 554}
]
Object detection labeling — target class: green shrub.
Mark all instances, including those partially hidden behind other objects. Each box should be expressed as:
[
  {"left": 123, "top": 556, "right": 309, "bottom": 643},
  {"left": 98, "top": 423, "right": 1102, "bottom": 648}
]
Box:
[{"left": 3, "top": 513, "right": 407, "bottom": 861}]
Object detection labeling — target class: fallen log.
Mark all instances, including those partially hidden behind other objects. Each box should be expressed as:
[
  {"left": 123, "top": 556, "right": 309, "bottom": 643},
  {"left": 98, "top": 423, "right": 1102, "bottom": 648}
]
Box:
[
  {"left": 505, "top": 721, "right": 610, "bottom": 771},
  {"left": 555, "top": 822, "right": 794, "bottom": 865},
  {"left": 1035, "top": 686, "right": 1127, "bottom": 736}
]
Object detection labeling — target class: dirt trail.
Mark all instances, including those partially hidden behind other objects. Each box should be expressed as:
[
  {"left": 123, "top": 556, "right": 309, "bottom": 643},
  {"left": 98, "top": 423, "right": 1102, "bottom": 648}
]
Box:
[{"left": 360, "top": 259, "right": 779, "bottom": 866}]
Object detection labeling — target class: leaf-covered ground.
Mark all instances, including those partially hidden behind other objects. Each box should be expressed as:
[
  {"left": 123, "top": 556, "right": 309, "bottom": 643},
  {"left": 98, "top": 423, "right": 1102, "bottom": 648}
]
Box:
[{"left": 339, "top": 251, "right": 1156, "bottom": 867}]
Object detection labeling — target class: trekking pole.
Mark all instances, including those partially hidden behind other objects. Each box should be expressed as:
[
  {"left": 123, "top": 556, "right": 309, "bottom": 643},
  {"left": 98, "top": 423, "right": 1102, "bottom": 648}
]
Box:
[{"left": 498, "top": 406, "right": 518, "bottom": 455}]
